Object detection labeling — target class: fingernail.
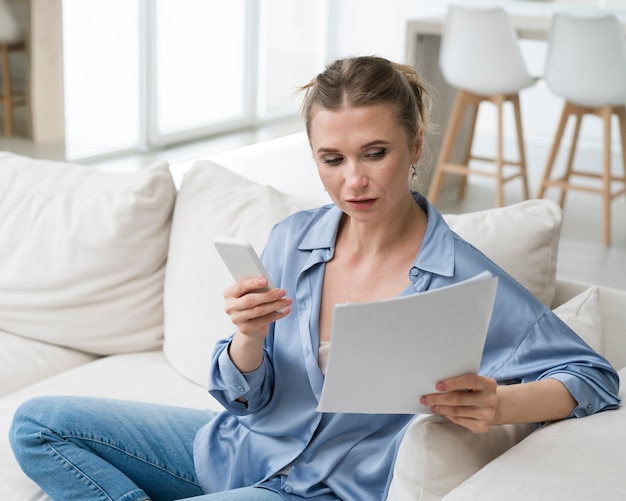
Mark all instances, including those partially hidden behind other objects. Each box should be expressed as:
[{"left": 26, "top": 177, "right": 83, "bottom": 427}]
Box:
[{"left": 436, "top": 382, "right": 445, "bottom": 391}]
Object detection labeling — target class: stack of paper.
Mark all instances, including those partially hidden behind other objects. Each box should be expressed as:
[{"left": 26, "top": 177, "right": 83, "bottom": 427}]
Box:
[{"left": 317, "top": 271, "right": 498, "bottom": 414}]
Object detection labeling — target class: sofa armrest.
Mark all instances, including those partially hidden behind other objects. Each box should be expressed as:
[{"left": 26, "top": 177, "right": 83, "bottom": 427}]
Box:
[{"left": 443, "top": 367, "right": 626, "bottom": 501}]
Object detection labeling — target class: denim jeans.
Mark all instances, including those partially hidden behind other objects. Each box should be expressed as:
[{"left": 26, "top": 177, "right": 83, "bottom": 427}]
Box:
[{"left": 9, "top": 396, "right": 285, "bottom": 501}]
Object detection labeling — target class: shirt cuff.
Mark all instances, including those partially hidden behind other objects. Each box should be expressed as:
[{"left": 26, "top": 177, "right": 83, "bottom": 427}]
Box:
[{"left": 217, "top": 345, "right": 267, "bottom": 403}]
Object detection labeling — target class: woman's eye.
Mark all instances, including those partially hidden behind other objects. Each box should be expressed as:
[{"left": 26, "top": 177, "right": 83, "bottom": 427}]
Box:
[
  {"left": 367, "top": 148, "right": 386, "bottom": 159},
  {"left": 323, "top": 156, "right": 343, "bottom": 165}
]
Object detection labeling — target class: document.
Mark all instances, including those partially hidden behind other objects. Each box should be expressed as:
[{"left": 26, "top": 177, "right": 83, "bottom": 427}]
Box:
[{"left": 317, "top": 271, "right": 498, "bottom": 414}]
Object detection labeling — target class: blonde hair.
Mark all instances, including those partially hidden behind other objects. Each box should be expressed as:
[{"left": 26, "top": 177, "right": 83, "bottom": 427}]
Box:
[{"left": 299, "top": 56, "right": 432, "bottom": 149}]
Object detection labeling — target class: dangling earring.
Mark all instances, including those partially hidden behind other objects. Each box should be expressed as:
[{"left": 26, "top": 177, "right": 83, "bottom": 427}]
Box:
[{"left": 411, "top": 163, "right": 418, "bottom": 182}]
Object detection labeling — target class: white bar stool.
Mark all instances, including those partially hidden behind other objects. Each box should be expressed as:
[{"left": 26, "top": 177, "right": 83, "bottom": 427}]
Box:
[
  {"left": 428, "top": 5, "right": 535, "bottom": 208},
  {"left": 0, "top": 0, "right": 26, "bottom": 137},
  {"left": 536, "top": 12, "right": 626, "bottom": 246}
]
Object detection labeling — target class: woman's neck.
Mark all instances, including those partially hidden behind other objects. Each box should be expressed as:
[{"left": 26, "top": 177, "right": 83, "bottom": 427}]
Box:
[{"left": 337, "top": 195, "right": 427, "bottom": 259}]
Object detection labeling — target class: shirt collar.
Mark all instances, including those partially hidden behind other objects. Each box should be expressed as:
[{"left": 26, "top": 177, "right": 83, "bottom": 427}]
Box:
[
  {"left": 412, "top": 192, "right": 455, "bottom": 278},
  {"left": 296, "top": 194, "right": 456, "bottom": 278},
  {"left": 298, "top": 204, "right": 343, "bottom": 252}
]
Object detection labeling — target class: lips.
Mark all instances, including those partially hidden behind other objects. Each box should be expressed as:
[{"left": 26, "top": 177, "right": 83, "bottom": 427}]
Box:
[{"left": 347, "top": 198, "right": 377, "bottom": 209}]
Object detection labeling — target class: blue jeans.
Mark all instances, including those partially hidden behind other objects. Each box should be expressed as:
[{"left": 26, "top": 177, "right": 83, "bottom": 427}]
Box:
[{"left": 9, "top": 396, "right": 285, "bottom": 501}]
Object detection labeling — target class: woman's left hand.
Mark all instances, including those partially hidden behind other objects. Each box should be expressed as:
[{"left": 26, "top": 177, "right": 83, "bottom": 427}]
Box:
[{"left": 419, "top": 374, "right": 499, "bottom": 433}]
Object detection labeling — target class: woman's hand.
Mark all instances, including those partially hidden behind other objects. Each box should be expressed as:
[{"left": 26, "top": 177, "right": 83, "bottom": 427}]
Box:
[
  {"left": 419, "top": 374, "right": 499, "bottom": 433},
  {"left": 224, "top": 276, "right": 291, "bottom": 338},
  {"left": 420, "top": 374, "right": 577, "bottom": 433},
  {"left": 224, "top": 276, "right": 291, "bottom": 374}
]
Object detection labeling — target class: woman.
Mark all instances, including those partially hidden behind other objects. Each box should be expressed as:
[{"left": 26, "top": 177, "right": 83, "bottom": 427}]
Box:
[{"left": 10, "top": 56, "right": 620, "bottom": 501}]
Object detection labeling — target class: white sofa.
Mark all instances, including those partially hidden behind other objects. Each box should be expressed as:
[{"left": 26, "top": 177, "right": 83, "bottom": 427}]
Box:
[{"left": 0, "top": 133, "right": 624, "bottom": 501}]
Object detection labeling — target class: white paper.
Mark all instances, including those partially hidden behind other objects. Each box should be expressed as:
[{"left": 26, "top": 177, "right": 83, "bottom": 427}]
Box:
[{"left": 317, "top": 271, "right": 498, "bottom": 414}]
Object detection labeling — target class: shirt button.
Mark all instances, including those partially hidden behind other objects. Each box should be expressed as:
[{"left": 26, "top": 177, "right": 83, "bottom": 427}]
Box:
[
  {"left": 236, "top": 385, "right": 245, "bottom": 392},
  {"left": 410, "top": 267, "right": 420, "bottom": 277},
  {"left": 285, "top": 486, "right": 293, "bottom": 494}
]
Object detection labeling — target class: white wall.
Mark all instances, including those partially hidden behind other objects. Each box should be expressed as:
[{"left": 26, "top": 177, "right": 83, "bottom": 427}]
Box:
[{"left": 330, "top": 0, "right": 447, "bottom": 62}]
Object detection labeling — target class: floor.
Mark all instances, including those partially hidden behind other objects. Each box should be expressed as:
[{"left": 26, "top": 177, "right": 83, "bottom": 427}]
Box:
[{"left": 2, "top": 121, "right": 625, "bottom": 291}]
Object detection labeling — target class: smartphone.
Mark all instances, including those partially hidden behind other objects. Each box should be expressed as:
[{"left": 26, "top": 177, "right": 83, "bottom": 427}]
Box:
[
  {"left": 213, "top": 237, "right": 275, "bottom": 291},
  {"left": 214, "top": 237, "right": 285, "bottom": 313}
]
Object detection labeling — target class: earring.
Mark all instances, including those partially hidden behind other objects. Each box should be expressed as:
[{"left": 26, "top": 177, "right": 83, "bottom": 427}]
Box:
[{"left": 411, "top": 163, "right": 418, "bottom": 182}]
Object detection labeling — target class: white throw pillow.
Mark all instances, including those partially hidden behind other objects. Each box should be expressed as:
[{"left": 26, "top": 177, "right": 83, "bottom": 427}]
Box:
[
  {"left": 444, "top": 200, "right": 562, "bottom": 307},
  {"left": 553, "top": 286, "right": 603, "bottom": 354},
  {"left": 163, "top": 161, "right": 320, "bottom": 386},
  {"left": 0, "top": 152, "right": 176, "bottom": 354},
  {"left": 387, "top": 415, "right": 536, "bottom": 501}
]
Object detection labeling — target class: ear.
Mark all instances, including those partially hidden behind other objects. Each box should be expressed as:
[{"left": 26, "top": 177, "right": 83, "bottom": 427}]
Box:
[{"left": 412, "top": 127, "right": 423, "bottom": 164}]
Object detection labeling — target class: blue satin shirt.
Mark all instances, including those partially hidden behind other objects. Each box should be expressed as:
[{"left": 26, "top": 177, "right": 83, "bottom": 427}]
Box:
[{"left": 194, "top": 193, "right": 620, "bottom": 500}]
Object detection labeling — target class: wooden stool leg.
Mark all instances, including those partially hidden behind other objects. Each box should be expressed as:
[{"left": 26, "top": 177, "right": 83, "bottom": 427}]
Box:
[
  {"left": 559, "top": 109, "right": 583, "bottom": 208},
  {"left": 1, "top": 44, "right": 12, "bottom": 137},
  {"left": 457, "top": 96, "right": 479, "bottom": 201},
  {"left": 495, "top": 95, "right": 505, "bottom": 207},
  {"left": 512, "top": 94, "right": 530, "bottom": 200},
  {"left": 617, "top": 105, "right": 626, "bottom": 202},
  {"left": 601, "top": 106, "right": 612, "bottom": 246},
  {"left": 537, "top": 102, "right": 571, "bottom": 199},
  {"left": 428, "top": 90, "right": 468, "bottom": 205}
]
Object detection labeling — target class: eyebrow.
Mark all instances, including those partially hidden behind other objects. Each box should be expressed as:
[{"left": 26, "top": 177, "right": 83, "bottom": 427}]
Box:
[{"left": 316, "top": 140, "right": 391, "bottom": 155}]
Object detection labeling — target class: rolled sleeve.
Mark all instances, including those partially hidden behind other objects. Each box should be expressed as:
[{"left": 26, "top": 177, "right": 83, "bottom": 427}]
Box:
[
  {"left": 216, "top": 347, "right": 266, "bottom": 401},
  {"left": 547, "top": 368, "right": 621, "bottom": 418},
  {"left": 209, "top": 341, "right": 274, "bottom": 414}
]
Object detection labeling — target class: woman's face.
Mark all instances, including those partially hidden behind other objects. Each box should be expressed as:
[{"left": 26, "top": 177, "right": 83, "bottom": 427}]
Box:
[{"left": 309, "top": 103, "right": 422, "bottom": 224}]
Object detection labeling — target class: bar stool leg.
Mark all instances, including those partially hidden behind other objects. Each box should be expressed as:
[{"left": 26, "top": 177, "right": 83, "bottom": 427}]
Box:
[
  {"left": 495, "top": 95, "right": 505, "bottom": 207},
  {"left": 536, "top": 102, "right": 571, "bottom": 199},
  {"left": 558, "top": 108, "right": 583, "bottom": 208},
  {"left": 457, "top": 95, "right": 479, "bottom": 201},
  {"left": 617, "top": 106, "right": 626, "bottom": 216},
  {"left": 601, "top": 106, "right": 612, "bottom": 246},
  {"left": 1, "top": 44, "right": 12, "bottom": 137},
  {"left": 428, "top": 90, "right": 468, "bottom": 205},
  {"left": 512, "top": 94, "right": 530, "bottom": 200}
]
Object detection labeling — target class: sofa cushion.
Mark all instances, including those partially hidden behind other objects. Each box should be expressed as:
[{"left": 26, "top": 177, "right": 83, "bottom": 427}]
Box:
[
  {"left": 0, "top": 152, "right": 176, "bottom": 354},
  {"left": 444, "top": 200, "right": 562, "bottom": 307},
  {"left": 553, "top": 286, "right": 603, "bottom": 354},
  {"left": 387, "top": 415, "right": 536, "bottom": 501},
  {"left": 163, "top": 161, "right": 320, "bottom": 386},
  {"left": 0, "top": 330, "right": 98, "bottom": 397}
]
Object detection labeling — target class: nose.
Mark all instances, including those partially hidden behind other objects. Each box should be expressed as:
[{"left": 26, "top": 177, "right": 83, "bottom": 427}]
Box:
[{"left": 345, "top": 160, "right": 368, "bottom": 191}]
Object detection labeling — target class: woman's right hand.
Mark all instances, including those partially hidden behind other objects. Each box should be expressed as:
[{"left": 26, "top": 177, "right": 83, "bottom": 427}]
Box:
[
  {"left": 223, "top": 277, "right": 291, "bottom": 374},
  {"left": 224, "top": 276, "right": 292, "bottom": 339}
]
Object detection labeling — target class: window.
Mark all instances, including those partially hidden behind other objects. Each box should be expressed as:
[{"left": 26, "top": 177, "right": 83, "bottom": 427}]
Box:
[
  {"left": 63, "top": 0, "right": 141, "bottom": 159},
  {"left": 154, "top": 0, "right": 248, "bottom": 138},
  {"left": 62, "top": 0, "right": 330, "bottom": 161}
]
